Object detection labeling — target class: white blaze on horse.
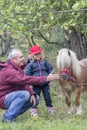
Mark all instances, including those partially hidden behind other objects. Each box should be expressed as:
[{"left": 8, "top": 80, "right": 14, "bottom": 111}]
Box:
[{"left": 57, "top": 48, "right": 87, "bottom": 115}]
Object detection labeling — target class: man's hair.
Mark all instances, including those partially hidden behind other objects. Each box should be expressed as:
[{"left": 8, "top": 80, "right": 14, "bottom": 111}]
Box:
[{"left": 8, "top": 49, "right": 21, "bottom": 59}]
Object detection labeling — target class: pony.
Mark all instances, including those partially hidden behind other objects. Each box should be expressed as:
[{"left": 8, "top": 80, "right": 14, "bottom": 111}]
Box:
[{"left": 56, "top": 48, "right": 87, "bottom": 115}]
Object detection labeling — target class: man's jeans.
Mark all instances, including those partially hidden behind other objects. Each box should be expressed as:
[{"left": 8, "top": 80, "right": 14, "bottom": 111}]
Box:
[{"left": 3, "top": 90, "right": 39, "bottom": 120}]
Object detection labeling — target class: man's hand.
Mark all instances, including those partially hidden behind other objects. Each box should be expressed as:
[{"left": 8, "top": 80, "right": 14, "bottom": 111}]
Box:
[
  {"left": 30, "top": 95, "right": 36, "bottom": 107},
  {"left": 47, "top": 74, "right": 59, "bottom": 82}
]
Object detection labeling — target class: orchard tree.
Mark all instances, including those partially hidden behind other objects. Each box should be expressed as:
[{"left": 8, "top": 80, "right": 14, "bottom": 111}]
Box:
[{"left": 0, "top": 0, "right": 87, "bottom": 58}]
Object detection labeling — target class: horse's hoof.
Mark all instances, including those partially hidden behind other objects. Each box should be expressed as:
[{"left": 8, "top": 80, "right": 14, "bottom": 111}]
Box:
[
  {"left": 67, "top": 107, "right": 73, "bottom": 114},
  {"left": 67, "top": 112, "right": 72, "bottom": 115},
  {"left": 76, "top": 111, "right": 82, "bottom": 115},
  {"left": 76, "top": 106, "right": 82, "bottom": 115}
]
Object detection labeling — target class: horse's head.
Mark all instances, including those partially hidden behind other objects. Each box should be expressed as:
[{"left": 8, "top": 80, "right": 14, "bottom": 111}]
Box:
[{"left": 56, "top": 48, "right": 81, "bottom": 82}]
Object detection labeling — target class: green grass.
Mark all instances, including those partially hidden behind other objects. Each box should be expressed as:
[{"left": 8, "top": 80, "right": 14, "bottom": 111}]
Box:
[{"left": 1, "top": 83, "right": 87, "bottom": 130}]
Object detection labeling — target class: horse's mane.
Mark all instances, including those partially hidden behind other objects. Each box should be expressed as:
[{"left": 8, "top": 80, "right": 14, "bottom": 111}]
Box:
[{"left": 57, "top": 48, "right": 81, "bottom": 78}]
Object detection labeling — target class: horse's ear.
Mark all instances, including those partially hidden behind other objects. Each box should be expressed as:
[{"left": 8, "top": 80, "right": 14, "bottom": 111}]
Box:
[
  {"left": 57, "top": 51, "right": 59, "bottom": 55},
  {"left": 68, "top": 50, "right": 71, "bottom": 56}
]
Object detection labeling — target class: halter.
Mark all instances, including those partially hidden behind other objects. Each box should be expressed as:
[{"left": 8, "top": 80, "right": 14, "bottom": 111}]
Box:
[{"left": 60, "top": 64, "right": 76, "bottom": 83}]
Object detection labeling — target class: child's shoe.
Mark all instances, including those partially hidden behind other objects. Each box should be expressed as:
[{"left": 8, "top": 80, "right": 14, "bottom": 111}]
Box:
[
  {"left": 47, "top": 107, "right": 54, "bottom": 115},
  {"left": 30, "top": 108, "right": 38, "bottom": 117}
]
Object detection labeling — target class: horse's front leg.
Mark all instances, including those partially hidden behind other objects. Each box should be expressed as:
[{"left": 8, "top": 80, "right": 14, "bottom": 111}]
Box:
[
  {"left": 75, "top": 87, "right": 82, "bottom": 115},
  {"left": 63, "top": 90, "right": 73, "bottom": 114}
]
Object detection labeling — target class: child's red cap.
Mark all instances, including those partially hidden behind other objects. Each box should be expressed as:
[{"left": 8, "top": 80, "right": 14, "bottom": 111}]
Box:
[{"left": 29, "top": 46, "right": 42, "bottom": 54}]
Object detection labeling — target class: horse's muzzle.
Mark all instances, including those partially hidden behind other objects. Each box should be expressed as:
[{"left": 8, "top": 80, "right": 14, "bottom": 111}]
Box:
[{"left": 61, "top": 73, "right": 69, "bottom": 80}]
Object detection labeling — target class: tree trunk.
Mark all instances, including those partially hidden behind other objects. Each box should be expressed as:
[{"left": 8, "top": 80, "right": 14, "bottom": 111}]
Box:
[
  {"left": 65, "top": 26, "right": 87, "bottom": 59},
  {"left": 0, "top": 34, "right": 12, "bottom": 56}
]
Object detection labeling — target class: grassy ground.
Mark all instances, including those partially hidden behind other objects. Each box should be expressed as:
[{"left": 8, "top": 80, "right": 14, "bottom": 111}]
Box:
[
  {"left": 0, "top": 82, "right": 87, "bottom": 130},
  {"left": 0, "top": 48, "right": 87, "bottom": 129}
]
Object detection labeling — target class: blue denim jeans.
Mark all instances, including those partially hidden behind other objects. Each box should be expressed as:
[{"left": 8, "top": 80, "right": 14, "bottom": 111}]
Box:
[{"left": 3, "top": 90, "right": 39, "bottom": 120}]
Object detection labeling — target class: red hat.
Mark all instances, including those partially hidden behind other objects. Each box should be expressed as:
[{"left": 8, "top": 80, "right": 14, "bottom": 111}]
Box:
[{"left": 29, "top": 45, "right": 42, "bottom": 54}]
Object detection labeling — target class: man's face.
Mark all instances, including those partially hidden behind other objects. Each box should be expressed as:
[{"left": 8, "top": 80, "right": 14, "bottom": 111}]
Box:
[{"left": 12, "top": 51, "right": 25, "bottom": 66}]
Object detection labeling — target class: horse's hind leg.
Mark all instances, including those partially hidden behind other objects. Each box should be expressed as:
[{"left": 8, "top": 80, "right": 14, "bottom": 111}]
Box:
[
  {"left": 63, "top": 90, "right": 73, "bottom": 114},
  {"left": 75, "top": 87, "right": 82, "bottom": 115}
]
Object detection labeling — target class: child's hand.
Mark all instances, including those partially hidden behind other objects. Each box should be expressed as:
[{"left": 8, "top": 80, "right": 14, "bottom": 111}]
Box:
[
  {"left": 48, "top": 69, "right": 55, "bottom": 76},
  {"left": 50, "top": 69, "right": 55, "bottom": 74}
]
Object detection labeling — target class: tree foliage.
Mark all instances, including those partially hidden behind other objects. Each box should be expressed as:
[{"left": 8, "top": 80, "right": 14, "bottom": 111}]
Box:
[
  {"left": 0, "top": 0, "right": 87, "bottom": 56},
  {"left": 0, "top": 0, "right": 86, "bottom": 34}
]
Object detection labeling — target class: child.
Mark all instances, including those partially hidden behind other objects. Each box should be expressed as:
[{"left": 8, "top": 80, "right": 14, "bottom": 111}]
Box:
[{"left": 25, "top": 45, "right": 54, "bottom": 116}]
